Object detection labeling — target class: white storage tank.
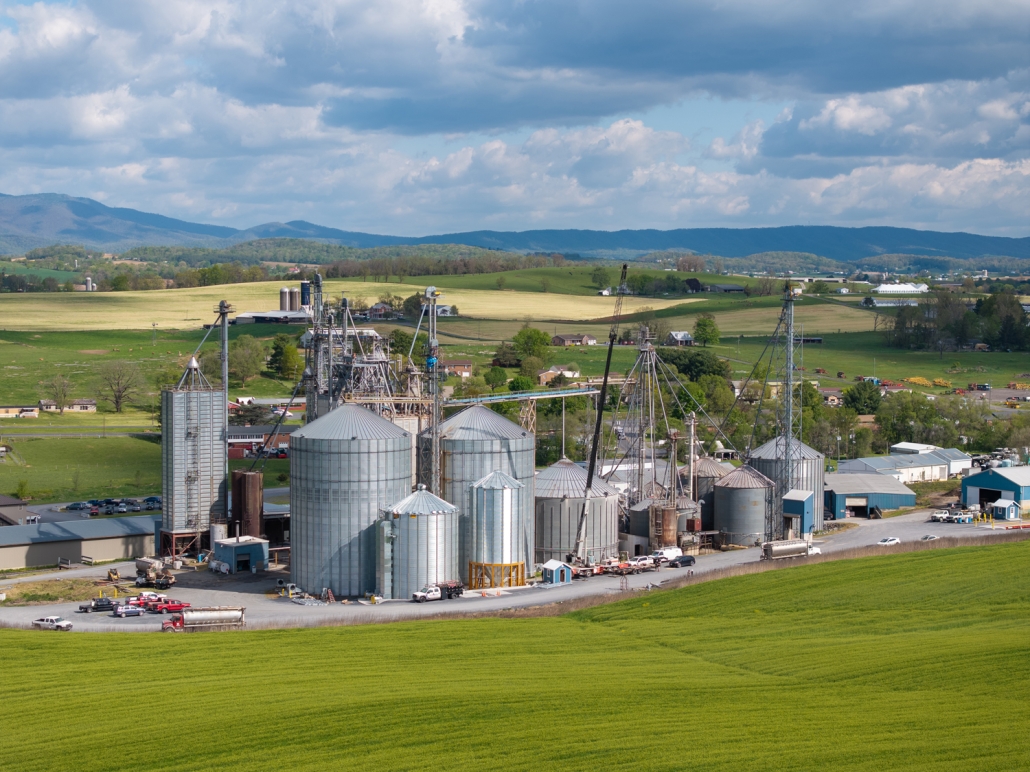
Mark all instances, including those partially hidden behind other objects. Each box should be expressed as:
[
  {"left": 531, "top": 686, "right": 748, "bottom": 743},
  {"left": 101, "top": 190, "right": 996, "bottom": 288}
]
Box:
[
  {"left": 468, "top": 470, "right": 527, "bottom": 588},
  {"left": 534, "top": 458, "right": 620, "bottom": 564},
  {"left": 290, "top": 404, "right": 412, "bottom": 598},
  {"left": 387, "top": 485, "right": 459, "bottom": 600}
]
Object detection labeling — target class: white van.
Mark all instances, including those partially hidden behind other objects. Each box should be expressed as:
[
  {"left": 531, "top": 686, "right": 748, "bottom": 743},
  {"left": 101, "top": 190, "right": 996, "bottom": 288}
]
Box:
[{"left": 650, "top": 547, "right": 683, "bottom": 564}]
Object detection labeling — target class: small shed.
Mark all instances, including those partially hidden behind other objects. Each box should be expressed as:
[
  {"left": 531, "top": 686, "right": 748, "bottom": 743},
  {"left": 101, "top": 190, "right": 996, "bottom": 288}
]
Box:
[
  {"left": 992, "top": 499, "right": 1020, "bottom": 521},
  {"left": 213, "top": 535, "right": 269, "bottom": 573},
  {"left": 541, "top": 559, "right": 573, "bottom": 585},
  {"left": 782, "top": 489, "right": 815, "bottom": 537}
]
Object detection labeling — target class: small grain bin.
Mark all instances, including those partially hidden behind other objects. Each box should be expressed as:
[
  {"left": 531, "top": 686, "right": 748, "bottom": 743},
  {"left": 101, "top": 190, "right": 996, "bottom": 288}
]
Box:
[
  {"left": 713, "top": 465, "right": 773, "bottom": 547},
  {"left": 468, "top": 470, "right": 527, "bottom": 588}
]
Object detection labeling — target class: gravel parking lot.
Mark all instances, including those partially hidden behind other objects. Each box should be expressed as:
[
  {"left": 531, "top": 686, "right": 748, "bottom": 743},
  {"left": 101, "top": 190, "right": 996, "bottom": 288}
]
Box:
[{"left": 1, "top": 509, "right": 1020, "bottom": 632}]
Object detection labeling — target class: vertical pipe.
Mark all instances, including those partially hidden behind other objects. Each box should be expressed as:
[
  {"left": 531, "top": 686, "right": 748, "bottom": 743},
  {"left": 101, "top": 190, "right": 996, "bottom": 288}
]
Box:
[{"left": 220, "top": 300, "right": 230, "bottom": 524}]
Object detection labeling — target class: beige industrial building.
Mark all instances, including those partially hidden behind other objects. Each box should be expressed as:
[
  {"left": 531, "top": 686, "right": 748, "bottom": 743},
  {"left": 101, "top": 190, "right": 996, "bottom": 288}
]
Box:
[{"left": 0, "top": 516, "right": 158, "bottom": 570}]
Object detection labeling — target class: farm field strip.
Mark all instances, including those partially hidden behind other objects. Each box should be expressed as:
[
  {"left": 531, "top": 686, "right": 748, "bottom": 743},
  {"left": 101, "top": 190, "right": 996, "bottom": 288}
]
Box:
[{"left": 0, "top": 542, "right": 1026, "bottom": 770}]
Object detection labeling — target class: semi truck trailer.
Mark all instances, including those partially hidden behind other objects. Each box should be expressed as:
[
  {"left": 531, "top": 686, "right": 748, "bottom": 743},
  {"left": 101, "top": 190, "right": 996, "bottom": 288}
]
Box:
[{"left": 161, "top": 606, "right": 245, "bottom": 632}]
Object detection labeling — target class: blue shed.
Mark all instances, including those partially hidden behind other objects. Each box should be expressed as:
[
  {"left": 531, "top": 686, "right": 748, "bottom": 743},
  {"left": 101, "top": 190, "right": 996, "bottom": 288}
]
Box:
[
  {"left": 541, "top": 559, "right": 573, "bottom": 585},
  {"left": 783, "top": 489, "right": 815, "bottom": 537},
  {"left": 824, "top": 474, "right": 916, "bottom": 519},
  {"left": 213, "top": 535, "right": 269, "bottom": 573},
  {"left": 991, "top": 499, "right": 1020, "bottom": 521},
  {"left": 961, "top": 467, "right": 1030, "bottom": 514}
]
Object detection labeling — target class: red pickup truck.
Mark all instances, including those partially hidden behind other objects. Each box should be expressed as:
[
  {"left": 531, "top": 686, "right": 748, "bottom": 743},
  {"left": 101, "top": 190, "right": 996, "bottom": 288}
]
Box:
[{"left": 146, "top": 599, "right": 192, "bottom": 614}]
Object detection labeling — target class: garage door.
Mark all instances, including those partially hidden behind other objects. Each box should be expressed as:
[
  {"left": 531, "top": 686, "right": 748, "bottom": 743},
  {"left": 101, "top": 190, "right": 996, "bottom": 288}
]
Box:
[{"left": 845, "top": 497, "right": 868, "bottom": 507}]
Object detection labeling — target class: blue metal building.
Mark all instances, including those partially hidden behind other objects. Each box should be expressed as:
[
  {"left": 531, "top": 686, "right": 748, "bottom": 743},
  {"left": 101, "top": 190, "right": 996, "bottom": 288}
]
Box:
[
  {"left": 783, "top": 489, "right": 815, "bottom": 536},
  {"left": 961, "top": 467, "right": 1030, "bottom": 514},
  {"left": 541, "top": 559, "right": 573, "bottom": 585},
  {"left": 213, "top": 535, "right": 269, "bottom": 573},
  {"left": 824, "top": 474, "right": 916, "bottom": 519}
]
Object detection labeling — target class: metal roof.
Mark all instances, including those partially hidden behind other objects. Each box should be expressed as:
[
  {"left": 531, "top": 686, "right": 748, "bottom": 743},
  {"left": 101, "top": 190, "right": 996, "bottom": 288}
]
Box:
[
  {"left": 750, "top": 437, "right": 824, "bottom": 460},
  {"left": 714, "top": 465, "right": 774, "bottom": 489},
  {"left": 472, "top": 470, "right": 524, "bottom": 490},
  {"left": 291, "top": 404, "right": 410, "bottom": 441},
  {"left": 968, "top": 466, "right": 1030, "bottom": 486},
  {"left": 535, "top": 458, "right": 619, "bottom": 498},
  {"left": 386, "top": 484, "right": 457, "bottom": 515},
  {"left": 689, "top": 457, "right": 729, "bottom": 479},
  {"left": 783, "top": 489, "right": 814, "bottom": 501},
  {"left": 0, "top": 494, "right": 25, "bottom": 507},
  {"left": 927, "top": 448, "right": 971, "bottom": 462},
  {"left": 824, "top": 473, "right": 914, "bottom": 497},
  {"left": 0, "top": 515, "right": 159, "bottom": 547},
  {"left": 437, "top": 405, "right": 529, "bottom": 441}
]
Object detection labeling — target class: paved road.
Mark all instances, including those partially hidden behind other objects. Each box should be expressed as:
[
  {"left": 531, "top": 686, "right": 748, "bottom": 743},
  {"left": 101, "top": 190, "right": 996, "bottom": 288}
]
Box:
[{"left": 1, "top": 509, "right": 1017, "bottom": 632}]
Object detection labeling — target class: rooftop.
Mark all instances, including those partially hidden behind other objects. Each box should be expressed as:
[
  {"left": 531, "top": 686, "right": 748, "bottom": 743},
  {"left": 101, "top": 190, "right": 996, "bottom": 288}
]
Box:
[
  {"left": 968, "top": 466, "right": 1030, "bottom": 486},
  {"left": 0, "top": 515, "right": 159, "bottom": 547},
  {"left": 824, "top": 473, "right": 914, "bottom": 497}
]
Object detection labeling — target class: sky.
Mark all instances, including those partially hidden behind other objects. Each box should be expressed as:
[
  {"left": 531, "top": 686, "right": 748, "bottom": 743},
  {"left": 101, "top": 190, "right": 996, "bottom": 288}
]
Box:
[{"left": 0, "top": 0, "right": 1027, "bottom": 236}]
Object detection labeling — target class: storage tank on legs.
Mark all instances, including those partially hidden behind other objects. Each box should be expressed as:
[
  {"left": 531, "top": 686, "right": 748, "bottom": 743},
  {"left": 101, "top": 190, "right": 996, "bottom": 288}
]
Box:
[
  {"left": 417, "top": 406, "right": 534, "bottom": 582},
  {"left": 468, "top": 470, "right": 527, "bottom": 588},
  {"left": 290, "top": 404, "right": 412, "bottom": 597},
  {"left": 713, "top": 465, "right": 773, "bottom": 547},
  {"left": 747, "top": 437, "right": 825, "bottom": 532},
  {"left": 386, "top": 485, "right": 459, "bottom": 600},
  {"left": 534, "top": 458, "right": 620, "bottom": 564}
]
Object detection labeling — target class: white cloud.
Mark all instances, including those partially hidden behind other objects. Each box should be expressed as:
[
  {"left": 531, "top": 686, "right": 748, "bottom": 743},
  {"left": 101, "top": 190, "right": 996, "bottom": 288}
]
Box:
[{"left": 801, "top": 97, "right": 893, "bottom": 135}]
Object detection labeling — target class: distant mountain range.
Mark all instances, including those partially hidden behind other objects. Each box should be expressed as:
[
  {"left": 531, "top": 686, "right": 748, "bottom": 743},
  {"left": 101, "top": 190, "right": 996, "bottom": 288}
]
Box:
[{"left": 1, "top": 192, "right": 1028, "bottom": 262}]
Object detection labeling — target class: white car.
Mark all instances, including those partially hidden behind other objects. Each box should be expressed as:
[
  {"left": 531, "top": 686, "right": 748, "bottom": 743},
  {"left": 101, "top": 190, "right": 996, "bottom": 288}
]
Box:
[
  {"left": 921, "top": 535, "right": 939, "bottom": 541},
  {"left": 877, "top": 537, "right": 901, "bottom": 546}
]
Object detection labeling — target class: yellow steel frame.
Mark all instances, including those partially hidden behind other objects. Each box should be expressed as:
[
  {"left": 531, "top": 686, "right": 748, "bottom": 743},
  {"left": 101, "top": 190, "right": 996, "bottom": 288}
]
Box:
[{"left": 468, "top": 561, "right": 526, "bottom": 589}]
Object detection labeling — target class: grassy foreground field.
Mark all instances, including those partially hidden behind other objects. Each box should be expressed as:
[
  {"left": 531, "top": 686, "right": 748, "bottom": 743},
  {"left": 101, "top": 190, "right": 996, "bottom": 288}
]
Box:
[{"left": 1, "top": 541, "right": 1027, "bottom": 771}]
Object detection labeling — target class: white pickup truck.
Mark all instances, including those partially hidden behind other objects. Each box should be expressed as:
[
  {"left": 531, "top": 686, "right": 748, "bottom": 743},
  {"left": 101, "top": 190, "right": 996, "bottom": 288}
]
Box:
[
  {"left": 412, "top": 581, "right": 465, "bottom": 602},
  {"left": 32, "top": 616, "right": 73, "bottom": 631}
]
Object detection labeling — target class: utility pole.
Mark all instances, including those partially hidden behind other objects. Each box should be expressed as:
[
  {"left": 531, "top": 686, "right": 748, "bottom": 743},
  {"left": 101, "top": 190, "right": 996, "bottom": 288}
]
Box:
[{"left": 424, "top": 287, "right": 442, "bottom": 494}]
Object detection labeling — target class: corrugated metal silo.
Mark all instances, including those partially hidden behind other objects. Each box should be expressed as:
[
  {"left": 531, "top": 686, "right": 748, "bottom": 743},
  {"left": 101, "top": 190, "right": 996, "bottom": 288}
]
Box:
[
  {"left": 747, "top": 437, "right": 825, "bottom": 531},
  {"left": 686, "top": 456, "right": 728, "bottom": 531},
  {"left": 161, "top": 357, "right": 226, "bottom": 554},
  {"left": 418, "top": 405, "right": 535, "bottom": 581},
  {"left": 468, "top": 470, "right": 527, "bottom": 588},
  {"left": 289, "top": 287, "right": 300, "bottom": 311},
  {"left": 534, "top": 458, "right": 620, "bottom": 564},
  {"left": 290, "top": 403, "right": 412, "bottom": 597},
  {"left": 713, "top": 465, "right": 773, "bottom": 547},
  {"left": 279, "top": 287, "right": 290, "bottom": 311},
  {"left": 388, "top": 485, "right": 459, "bottom": 600}
]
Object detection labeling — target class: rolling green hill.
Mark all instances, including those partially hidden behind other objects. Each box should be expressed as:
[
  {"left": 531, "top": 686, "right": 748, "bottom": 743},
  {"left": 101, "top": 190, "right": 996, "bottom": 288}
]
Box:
[{"left": 0, "top": 540, "right": 1026, "bottom": 770}]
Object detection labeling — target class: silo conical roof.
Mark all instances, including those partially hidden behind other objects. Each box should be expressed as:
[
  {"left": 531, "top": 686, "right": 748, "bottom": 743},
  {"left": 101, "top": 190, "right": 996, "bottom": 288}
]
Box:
[
  {"left": 472, "top": 470, "right": 524, "bottom": 489},
  {"left": 749, "top": 437, "right": 824, "bottom": 460},
  {"left": 387, "top": 484, "right": 457, "bottom": 515},
  {"left": 535, "top": 458, "right": 619, "bottom": 498},
  {"left": 437, "top": 405, "right": 529, "bottom": 441},
  {"left": 688, "top": 457, "right": 730, "bottom": 479},
  {"left": 292, "top": 403, "right": 410, "bottom": 441},
  {"left": 714, "top": 464, "right": 774, "bottom": 489}
]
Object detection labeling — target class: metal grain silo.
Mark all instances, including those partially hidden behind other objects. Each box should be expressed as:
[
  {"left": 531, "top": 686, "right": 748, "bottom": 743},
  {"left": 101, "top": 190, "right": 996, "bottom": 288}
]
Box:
[
  {"left": 418, "top": 405, "right": 535, "bottom": 581},
  {"left": 290, "top": 403, "right": 412, "bottom": 598},
  {"left": 685, "top": 456, "right": 729, "bottom": 531},
  {"left": 289, "top": 287, "right": 300, "bottom": 311},
  {"left": 279, "top": 287, "right": 290, "bottom": 311},
  {"left": 747, "top": 437, "right": 825, "bottom": 531},
  {"left": 713, "top": 465, "right": 773, "bottom": 547},
  {"left": 161, "top": 357, "right": 226, "bottom": 556},
  {"left": 468, "top": 470, "right": 527, "bottom": 588},
  {"left": 534, "top": 458, "right": 620, "bottom": 564},
  {"left": 388, "top": 485, "right": 459, "bottom": 600}
]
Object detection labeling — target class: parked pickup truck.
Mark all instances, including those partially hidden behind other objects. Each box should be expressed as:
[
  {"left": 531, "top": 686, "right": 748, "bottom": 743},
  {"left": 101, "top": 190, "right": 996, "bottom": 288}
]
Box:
[
  {"left": 78, "top": 597, "right": 118, "bottom": 613},
  {"left": 32, "top": 616, "right": 72, "bottom": 631},
  {"left": 145, "top": 599, "right": 192, "bottom": 614},
  {"left": 627, "top": 556, "right": 656, "bottom": 571},
  {"left": 412, "top": 581, "right": 465, "bottom": 602}
]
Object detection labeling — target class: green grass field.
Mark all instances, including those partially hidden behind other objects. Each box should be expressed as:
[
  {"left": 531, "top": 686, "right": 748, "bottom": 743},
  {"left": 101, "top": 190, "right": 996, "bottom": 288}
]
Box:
[
  {"left": 0, "top": 261, "right": 80, "bottom": 281},
  {"left": 0, "top": 436, "right": 161, "bottom": 502},
  {"left": 0, "top": 541, "right": 1026, "bottom": 770}
]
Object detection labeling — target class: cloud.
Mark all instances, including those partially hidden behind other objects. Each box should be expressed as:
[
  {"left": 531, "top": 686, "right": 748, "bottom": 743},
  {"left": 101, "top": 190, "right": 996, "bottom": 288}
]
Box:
[{"left": 0, "top": 0, "right": 1026, "bottom": 235}]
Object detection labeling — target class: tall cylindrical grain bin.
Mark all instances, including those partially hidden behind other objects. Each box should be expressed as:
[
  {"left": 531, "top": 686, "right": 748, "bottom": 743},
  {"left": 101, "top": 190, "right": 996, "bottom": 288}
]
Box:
[
  {"left": 388, "top": 485, "right": 459, "bottom": 599},
  {"left": 280, "top": 287, "right": 290, "bottom": 311},
  {"left": 289, "top": 287, "right": 301, "bottom": 311},
  {"left": 290, "top": 404, "right": 412, "bottom": 598},
  {"left": 418, "top": 406, "right": 535, "bottom": 581},
  {"left": 300, "top": 280, "right": 311, "bottom": 307},
  {"left": 534, "top": 458, "right": 620, "bottom": 564},
  {"left": 468, "top": 470, "right": 527, "bottom": 588},
  {"left": 160, "top": 357, "right": 226, "bottom": 555},
  {"left": 747, "top": 438, "right": 825, "bottom": 531},
  {"left": 713, "top": 465, "right": 773, "bottom": 547},
  {"left": 686, "top": 457, "right": 728, "bottom": 531}
]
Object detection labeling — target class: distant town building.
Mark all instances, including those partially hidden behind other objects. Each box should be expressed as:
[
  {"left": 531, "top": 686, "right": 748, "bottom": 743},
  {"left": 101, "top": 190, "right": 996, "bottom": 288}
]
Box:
[
  {"left": 873, "top": 283, "right": 929, "bottom": 294},
  {"left": 709, "top": 283, "right": 746, "bottom": 293},
  {"left": 440, "top": 359, "right": 473, "bottom": 379},
  {"left": 551, "top": 333, "right": 597, "bottom": 347},
  {"left": 39, "top": 398, "right": 96, "bottom": 413},
  {"left": 537, "top": 365, "right": 581, "bottom": 385}
]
